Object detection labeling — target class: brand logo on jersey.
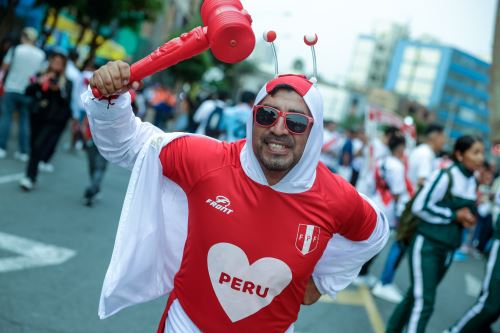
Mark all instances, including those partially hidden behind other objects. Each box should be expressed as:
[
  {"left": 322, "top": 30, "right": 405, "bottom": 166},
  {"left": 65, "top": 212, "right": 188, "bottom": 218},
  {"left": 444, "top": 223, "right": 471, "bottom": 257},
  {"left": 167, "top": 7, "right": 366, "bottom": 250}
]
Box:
[
  {"left": 295, "top": 224, "right": 320, "bottom": 255},
  {"left": 208, "top": 243, "right": 292, "bottom": 322},
  {"left": 206, "top": 195, "right": 234, "bottom": 215}
]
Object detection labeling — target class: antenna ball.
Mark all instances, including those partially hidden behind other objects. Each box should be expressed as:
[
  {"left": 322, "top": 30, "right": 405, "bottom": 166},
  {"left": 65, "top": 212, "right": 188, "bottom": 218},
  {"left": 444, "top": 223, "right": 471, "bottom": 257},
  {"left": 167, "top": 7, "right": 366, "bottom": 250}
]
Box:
[
  {"left": 263, "top": 30, "right": 277, "bottom": 43},
  {"left": 304, "top": 33, "right": 318, "bottom": 46}
]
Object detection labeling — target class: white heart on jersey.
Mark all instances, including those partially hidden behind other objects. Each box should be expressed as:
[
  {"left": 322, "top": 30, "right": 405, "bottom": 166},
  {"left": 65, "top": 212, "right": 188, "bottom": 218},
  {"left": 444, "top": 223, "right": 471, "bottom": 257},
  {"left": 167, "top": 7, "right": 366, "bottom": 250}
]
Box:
[{"left": 207, "top": 242, "right": 292, "bottom": 322}]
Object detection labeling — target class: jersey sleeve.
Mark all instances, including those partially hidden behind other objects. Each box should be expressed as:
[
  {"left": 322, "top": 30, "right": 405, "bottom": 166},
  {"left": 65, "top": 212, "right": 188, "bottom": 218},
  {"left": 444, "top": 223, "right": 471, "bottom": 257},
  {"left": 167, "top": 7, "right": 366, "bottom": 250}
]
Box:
[
  {"left": 313, "top": 192, "right": 389, "bottom": 297},
  {"left": 334, "top": 180, "right": 377, "bottom": 241},
  {"left": 160, "top": 136, "right": 227, "bottom": 192}
]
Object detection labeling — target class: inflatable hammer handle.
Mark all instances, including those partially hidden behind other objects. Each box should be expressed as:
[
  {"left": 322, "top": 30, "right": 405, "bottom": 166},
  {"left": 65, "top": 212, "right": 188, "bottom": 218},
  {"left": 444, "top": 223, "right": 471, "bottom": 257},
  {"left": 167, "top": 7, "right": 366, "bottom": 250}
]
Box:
[
  {"left": 92, "top": 27, "right": 209, "bottom": 99},
  {"left": 92, "top": 0, "right": 255, "bottom": 99}
]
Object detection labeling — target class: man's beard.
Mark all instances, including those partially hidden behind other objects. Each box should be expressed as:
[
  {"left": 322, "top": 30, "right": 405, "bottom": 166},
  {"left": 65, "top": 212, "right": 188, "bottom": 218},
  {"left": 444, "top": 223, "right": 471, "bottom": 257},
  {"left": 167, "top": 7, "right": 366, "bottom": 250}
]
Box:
[
  {"left": 257, "top": 133, "right": 295, "bottom": 171},
  {"left": 260, "top": 154, "right": 293, "bottom": 171}
]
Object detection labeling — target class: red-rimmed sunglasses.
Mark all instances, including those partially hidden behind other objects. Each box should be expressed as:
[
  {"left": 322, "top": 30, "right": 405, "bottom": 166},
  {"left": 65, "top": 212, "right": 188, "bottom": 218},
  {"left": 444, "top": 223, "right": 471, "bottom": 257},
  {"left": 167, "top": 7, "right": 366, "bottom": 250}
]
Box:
[{"left": 253, "top": 105, "right": 314, "bottom": 134}]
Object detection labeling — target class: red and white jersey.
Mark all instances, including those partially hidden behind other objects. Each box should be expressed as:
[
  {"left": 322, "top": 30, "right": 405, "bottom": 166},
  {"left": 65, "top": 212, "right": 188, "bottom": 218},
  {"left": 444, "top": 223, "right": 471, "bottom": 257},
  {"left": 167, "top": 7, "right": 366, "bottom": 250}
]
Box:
[{"left": 156, "top": 136, "right": 376, "bottom": 332}]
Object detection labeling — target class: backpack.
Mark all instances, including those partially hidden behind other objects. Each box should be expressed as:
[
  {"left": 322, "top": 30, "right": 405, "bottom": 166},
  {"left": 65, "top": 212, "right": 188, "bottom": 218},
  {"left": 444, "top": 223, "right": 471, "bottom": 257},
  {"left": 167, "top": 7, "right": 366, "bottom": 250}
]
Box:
[
  {"left": 204, "top": 105, "right": 224, "bottom": 138},
  {"left": 396, "top": 167, "right": 453, "bottom": 245}
]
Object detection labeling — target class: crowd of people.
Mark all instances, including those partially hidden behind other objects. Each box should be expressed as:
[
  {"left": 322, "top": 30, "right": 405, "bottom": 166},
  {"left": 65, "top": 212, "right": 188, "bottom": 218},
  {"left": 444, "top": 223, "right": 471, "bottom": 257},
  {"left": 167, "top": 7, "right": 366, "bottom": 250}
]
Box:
[
  {"left": 0, "top": 26, "right": 256, "bottom": 206},
  {"left": 320, "top": 119, "right": 499, "bottom": 332},
  {"left": 0, "top": 27, "right": 499, "bottom": 333},
  {"left": 0, "top": 27, "right": 106, "bottom": 204}
]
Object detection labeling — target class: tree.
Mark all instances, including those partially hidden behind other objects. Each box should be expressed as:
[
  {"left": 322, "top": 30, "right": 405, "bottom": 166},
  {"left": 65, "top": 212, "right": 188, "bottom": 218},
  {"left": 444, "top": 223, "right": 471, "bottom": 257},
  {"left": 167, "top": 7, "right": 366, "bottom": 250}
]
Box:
[
  {"left": 82, "top": 0, "right": 163, "bottom": 64},
  {"left": 35, "top": 0, "right": 74, "bottom": 47},
  {"left": 34, "top": 0, "right": 162, "bottom": 63},
  {"left": 0, "top": 0, "right": 21, "bottom": 40}
]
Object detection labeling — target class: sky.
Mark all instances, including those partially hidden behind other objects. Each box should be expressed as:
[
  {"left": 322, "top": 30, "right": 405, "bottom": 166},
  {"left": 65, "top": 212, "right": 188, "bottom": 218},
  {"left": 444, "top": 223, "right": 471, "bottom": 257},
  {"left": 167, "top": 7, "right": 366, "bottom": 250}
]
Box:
[{"left": 241, "top": 0, "right": 498, "bottom": 83}]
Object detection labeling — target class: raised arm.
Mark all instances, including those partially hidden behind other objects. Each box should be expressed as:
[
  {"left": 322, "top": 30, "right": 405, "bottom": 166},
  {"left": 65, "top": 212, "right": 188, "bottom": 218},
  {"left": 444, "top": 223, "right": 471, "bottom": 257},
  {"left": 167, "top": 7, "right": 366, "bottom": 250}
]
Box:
[{"left": 82, "top": 61, "right": 162, "bottom": 170}]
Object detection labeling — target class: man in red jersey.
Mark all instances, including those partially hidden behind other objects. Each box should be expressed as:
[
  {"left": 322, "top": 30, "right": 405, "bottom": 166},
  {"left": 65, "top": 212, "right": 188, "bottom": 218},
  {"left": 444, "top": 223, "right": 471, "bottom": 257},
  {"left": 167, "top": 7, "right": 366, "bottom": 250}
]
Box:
[{"left": 85, "top": 60, "right": 389, "bottom": 333}]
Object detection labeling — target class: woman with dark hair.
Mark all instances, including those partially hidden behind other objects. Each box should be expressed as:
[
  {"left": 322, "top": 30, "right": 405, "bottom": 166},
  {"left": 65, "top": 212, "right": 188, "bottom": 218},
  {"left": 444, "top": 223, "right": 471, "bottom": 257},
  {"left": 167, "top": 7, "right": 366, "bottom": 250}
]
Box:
[
  {"left": 19, "top": 49, "right": 72, "bottom": 191},
  {"left": 387, "top": 135, "right": 484, "bottom": 333},
  {"left": 445, "top": 186, "right": 500, "bottom": 333}
]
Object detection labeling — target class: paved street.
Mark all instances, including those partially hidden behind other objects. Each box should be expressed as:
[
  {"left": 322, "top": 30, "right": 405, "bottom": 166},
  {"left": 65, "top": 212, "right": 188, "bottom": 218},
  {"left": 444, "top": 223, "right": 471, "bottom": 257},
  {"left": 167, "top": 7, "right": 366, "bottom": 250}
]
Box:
[{"left": 1, "top": 143, "right": 499, "bottom": 333}]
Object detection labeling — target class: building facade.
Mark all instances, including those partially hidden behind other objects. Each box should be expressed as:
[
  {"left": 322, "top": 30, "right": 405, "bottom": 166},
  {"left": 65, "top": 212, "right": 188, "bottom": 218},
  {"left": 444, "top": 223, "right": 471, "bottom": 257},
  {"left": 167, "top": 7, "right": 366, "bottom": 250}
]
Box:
[
  {"left": 385, "top": 40, "right": 491, "bottom": 143},
  {"left": 346, "top": 23, "right": 409, "bottom": 90}
]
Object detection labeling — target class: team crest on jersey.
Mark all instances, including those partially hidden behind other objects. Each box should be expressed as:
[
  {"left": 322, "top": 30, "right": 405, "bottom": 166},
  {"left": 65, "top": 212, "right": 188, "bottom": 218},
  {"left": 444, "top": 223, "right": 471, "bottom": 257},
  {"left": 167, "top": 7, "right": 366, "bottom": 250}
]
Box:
[
  {"left": 206, "top": 195, "right": 234, "bottom": 215},
  {"left": 295, "top": 224, "right": 320, "bottom": 255}
]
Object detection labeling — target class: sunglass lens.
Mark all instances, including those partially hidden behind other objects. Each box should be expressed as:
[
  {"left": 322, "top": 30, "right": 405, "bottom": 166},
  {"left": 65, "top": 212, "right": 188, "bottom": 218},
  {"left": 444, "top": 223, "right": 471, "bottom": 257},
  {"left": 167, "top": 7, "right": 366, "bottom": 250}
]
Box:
[
  {"left": 256, "top": 107, "right": 278, "bottom": 126},
  {"left": 286, "top": 114, "right": 308, "bottom": 133}
]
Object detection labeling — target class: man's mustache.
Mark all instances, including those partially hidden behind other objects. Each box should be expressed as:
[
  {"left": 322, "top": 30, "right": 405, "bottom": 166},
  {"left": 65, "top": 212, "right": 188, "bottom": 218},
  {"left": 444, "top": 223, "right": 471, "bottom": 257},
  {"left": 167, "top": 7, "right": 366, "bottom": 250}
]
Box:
[{"left": 263, "top": 134, "right": 294, "bottom": 147}]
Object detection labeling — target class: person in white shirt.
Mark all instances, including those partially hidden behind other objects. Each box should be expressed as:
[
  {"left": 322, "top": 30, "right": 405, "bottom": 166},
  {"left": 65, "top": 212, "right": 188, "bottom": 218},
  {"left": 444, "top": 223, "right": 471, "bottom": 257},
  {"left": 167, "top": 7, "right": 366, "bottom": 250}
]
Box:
[
  {"left": 0, "top": 27, "right": 45, "bottom": 160},
  {"left": 408, "top": 124, "right": 446, "bottom": 189},
  {"left": 64, "top": 49, "right": 84, "bottom": 152},
  {"left": 371, "top": 135, "right": 413, "bottom": 303},
  {"left": 193, "top": 91, "right": 228, "bottom": 136},
  {"left": 356, "top": 126, "right": 400, "bottom": 196},
  {"left": 355, "top": 133, "right": 411, "bottom": 290},
  {"left": 373, "top": 134, "right": 410, "bottom": 227},
  {"left": 372, "top": 124, "right": 446, "bottom": 304},
  {"left": 320, "top": 120, "right": 341, "bottom": 172},
  {"left": 219, "top": 90, "right": 255, "bottom": 142}
]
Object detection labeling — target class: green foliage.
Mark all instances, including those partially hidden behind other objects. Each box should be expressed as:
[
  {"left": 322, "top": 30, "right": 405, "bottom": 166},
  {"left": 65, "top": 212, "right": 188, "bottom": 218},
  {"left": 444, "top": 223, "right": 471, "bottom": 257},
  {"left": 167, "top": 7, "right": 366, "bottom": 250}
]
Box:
[
  {"left": 35, "top": 0, "right": 72, "bottom": 9},
  {"left": 165, "top": 17, "right": 209, "bottom": 84},
  {"left": 169, "top": 52, "right": 212, "bottom": 84}
]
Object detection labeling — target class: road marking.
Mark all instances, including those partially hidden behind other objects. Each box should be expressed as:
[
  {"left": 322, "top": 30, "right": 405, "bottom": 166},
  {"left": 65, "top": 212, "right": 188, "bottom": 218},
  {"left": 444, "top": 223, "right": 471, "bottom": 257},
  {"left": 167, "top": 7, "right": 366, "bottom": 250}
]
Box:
[
  {"left": 359, "top": 285, "right": 386, "bottom": 333},
  {"left": 0, "top": 173, "right": 24, "bottom": 184},
  {"left": 0, "top": 231, "right": 76, "bottom": 273},
  {"left": 465, "top": 273, "right": 482, "bottom": 297},
  {"left": 319, "top": 286, "right": 385, "bottom": 333},
  {"left": 320, "top": 290, "right": 364, "bottom": 305}
]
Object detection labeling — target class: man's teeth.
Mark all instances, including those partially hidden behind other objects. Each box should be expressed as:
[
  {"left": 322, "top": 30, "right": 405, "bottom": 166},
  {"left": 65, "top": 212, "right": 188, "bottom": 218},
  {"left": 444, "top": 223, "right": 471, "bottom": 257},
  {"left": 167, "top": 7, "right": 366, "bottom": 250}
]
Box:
[{"left": 269, "top": 143, "right": 287, "bottom": 150}]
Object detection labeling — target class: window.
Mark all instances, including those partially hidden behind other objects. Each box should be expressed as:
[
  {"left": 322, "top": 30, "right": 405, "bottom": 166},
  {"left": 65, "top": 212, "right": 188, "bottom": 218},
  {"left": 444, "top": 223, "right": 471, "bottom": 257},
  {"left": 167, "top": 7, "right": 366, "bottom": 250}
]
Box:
[
  {"left": 458, "top": 107, "right": 479, "bottom": 123},
  {"left": 419, "top": 49, "right": 441, "bottom": 65},
  {"left": 415, "top": 95, "right": 429, "bottom": 105},
  {"left": 400, "top": 63, "right": 414, "bottom": 77},
  {"left": 396, "top": 78, "right": 410, "bottom": 93},
  {"left": 403, "top": 47, "right": 418, "bottom": 63},
  {"left": 415, "top": 65, "right": 437, "bottom": 81},
  {"left": 357, "top": 39, "right": 376, "bottom": 54},
  {"left": 410, "top": 81, "right": 433, "bottom": 99}
]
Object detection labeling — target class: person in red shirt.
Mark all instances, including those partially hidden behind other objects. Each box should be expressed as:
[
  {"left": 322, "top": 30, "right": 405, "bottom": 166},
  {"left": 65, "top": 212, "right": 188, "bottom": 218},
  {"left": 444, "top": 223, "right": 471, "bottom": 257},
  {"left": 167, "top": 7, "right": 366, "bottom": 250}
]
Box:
[{"left": 84, "top": 60, "right": 389, "bottom": 333}]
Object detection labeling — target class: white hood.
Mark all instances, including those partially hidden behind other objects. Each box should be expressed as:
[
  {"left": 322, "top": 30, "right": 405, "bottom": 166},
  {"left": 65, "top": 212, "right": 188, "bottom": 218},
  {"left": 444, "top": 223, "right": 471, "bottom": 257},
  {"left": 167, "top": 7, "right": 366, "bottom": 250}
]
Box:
[{"left": 240, "top": 74, "right": 324, "bottom": 193}]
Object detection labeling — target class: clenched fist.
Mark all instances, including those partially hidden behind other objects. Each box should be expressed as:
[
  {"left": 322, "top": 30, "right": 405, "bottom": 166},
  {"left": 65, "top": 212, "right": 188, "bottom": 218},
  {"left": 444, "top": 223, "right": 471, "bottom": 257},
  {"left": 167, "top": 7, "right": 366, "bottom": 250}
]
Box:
[
  {"left": 90, "top": 60, "right": 141, "bottom": 97},
  {"left": 456, "top": 207, "right": 476, "bottom": 228}
]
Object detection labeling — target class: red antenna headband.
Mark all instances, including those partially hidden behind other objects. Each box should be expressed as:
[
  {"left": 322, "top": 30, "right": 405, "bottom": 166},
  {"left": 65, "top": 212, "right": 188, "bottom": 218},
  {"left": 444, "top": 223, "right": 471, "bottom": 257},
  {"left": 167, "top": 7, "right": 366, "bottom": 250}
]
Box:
[{"left": 263, "top": 30, "right": 319, "bottom": 83}]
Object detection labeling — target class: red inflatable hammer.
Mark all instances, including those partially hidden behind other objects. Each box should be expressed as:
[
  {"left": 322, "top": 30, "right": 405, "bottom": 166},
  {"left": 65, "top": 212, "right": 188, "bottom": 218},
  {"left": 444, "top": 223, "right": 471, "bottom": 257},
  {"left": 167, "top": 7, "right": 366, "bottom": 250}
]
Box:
[{"left": 92, "top": 0, "right": 255, "bottom": 98}]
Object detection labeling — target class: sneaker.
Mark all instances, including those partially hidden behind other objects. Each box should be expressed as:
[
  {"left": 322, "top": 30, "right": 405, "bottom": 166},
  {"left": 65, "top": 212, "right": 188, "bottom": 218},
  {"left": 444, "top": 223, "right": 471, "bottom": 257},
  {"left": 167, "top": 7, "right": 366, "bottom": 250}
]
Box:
[
  {"left": 453, "top": 251, "right": 468, "bottom": 262},
  {"left": 83, "top": 196, "right": 93, "bottom": 207},
  {"left": 14, "top": 152, "right": 29, "bottom": 162},
  {"left": 372, "top": 282, "right": 403, "bottom": 303},
  {"left": 39, "top": 162, "right": 55, "bottom": 173},
  {"left": 19, "top": 177, "right": 34, "bottom": 191},
  {"left": 75, "top": 140, "right": 84, "bottom": 151},
  {"left": 83, "top": 188, "right": 96, "bottom": 207},
  {"left": 0, "top": 148, "right": 6, "bottom": 159}
]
